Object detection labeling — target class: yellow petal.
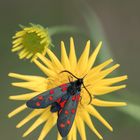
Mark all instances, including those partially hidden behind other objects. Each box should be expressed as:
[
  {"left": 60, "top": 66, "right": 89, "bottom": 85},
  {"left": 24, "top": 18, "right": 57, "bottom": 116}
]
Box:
[
  {"left": 82, "top": 110, "right": 103, "bottom": 139},
  {"left": 67, "top": 130, "right": 72, "bottom": 140},
  {"left": 13, "top": 38, "right": 23, "bottom": 44},
  {"left": 23, "top": 110, "right": 51, "bottom": 137},
  {"left": 87, "top": 105, "right": 113, "bottom": 131},
  {"left": 19, "top": 49, "right": 29, "bottom": 59},
  {"left": 92, "top": 98, "right": 127, "bottom": 107},
  {"left": 11, "top": 81, "right": 47, "bottom": 92},
  {"left": 69, "top": 37, "right": 77, "bottom": 72},
  {"left": 21, "top": 51, "right": 30, "bottom": 59},
  {"left": 36, "top": 53, "right": 54, "bottom": 70},
  {"left": 11, "top": 45, "right": 23, "bottom": 52},
  {"left": 40, "top": 38, "right": 47, "bottom": 44},
  {"left": 38, "top": 114, "right": 57, "bottom": 140},
  {"left": 72, "top": 122, "right": 77, "bottom": 140},
  {"left": 18, "top": 49, "right": 27, "bottom": 58},
  {"left": 13, "top": 30, "right": 25, "bottom": 38},
  {"left": 90, "top": 85, "right": 126, "bottom": 95},
  {"left": 34, "top": 59, "right": 56, "bottom": 77},
  {"left": 88, "top": 64, "right": 120, "bottom": 83},
  {"left": 76, "top": 41, "right": 90, "bottom": 76},
  {"left": 67, "top": 121, "right": 76, "bottom": 140},
  {"left": 85, "top": 59, "right": 113, "bottom": 82},
  {"left": 75, "top": 115, "right": 87, "bottom": 140},
  {"left": 13, "top": 41, "right": 22, "bottom": 47},
  {"left": 24, "top": 27, "right": 31, "bottom": 31},
  {"left": 86, "top": 41, "right": 102, "bottom": 71},
  {"left": 57, "top": 133, "right": 62, "bottom": 140},
  {"left": 31, "top": 55, "right": 38, "bottom": 62},
  {"left": 26, "top": 53, "right": 33, "bottom": 59},
  {"left": 9, "top": 91, "right": 42, "bottom": 100},
  {"left": 8, "top": 104, "right": 27, "bottom": 118},
  {"left": 47, "top": 49, "right": 64, "bottom": 71},
  {"left": 86, "top": 64, "right": 120, "bottom": 87},
  {"left": 42, "top": 47, "right": 48, "bottom": 57},
  {"left": 99, "top": 64, "right": 120, "bottom": 79},
  {"left": 61, "top": 41, "right": 71, "bottom": 70},
  {"left": 17, "top": 109, "right": 44, "bottom": 128},
  {"left": 95, "top": 75, "right": 128, "bottom": 86},
  {"left": 8, "top": 73, "right": 47, "bottom": 82},
  {"left": 93, "top": 58, "right": 113, "bottom": 71}
]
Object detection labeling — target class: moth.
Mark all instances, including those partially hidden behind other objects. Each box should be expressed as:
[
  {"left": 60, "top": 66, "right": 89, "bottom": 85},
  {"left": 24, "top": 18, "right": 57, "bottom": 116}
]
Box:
[{"left": 26, "top": 70, "right": 92, "bottom": 137}]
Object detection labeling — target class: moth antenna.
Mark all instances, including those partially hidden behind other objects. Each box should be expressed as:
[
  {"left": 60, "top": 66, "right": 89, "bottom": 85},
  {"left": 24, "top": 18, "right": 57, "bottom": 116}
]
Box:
[
  {"left": 60, "top": 70, "right": 79, "bottom": 80},
  {"left": 83, "top": 74, "right": 88, "bottom": 79},
  {"left": 82, "top": 83, "right": 92, "bottom": 104},
  {"left": 82, "top": 84, "right": 92, "bottom": 88}
]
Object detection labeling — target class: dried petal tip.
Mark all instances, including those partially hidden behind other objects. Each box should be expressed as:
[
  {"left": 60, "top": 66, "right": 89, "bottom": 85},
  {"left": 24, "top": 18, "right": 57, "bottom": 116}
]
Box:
[{"left": 12, "top": 23, "right": 52, "bottom": 61}]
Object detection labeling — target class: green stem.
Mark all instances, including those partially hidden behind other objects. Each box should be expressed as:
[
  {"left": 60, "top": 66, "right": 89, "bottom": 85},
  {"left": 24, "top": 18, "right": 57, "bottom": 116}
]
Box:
[{"left": 48, "top": 26, "right": 81, "bottom": 36}]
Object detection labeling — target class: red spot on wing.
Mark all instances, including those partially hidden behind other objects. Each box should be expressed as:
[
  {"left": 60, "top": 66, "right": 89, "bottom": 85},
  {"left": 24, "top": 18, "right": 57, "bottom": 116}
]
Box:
[
  {"left": 77, "top": 95, "right": 80, "bottom": 101},
  {"left": 49, "top": 96, "right": 53, "bottom": 101},
  {"left": 49, "top": 89, "right": 54, "bottom": 94},
  {"left": 61, "top": 87, "right": 68, "bottom": 92},
  {"left": 60, "top": 84, "right": 67, "bottom": 88},
  {"left": 60, "top": 100, "right": 67, "bottom": 108},
  {"left": 60, "top": 123, "right": 65, "bottom": 128},
  {"left": 65, "top": 110, "right": 69, "bottom": 115},
  {"left": 72, "top": 96, "right": 76, "bottom": 101},
  {"left": 56, "top": 98, "right": 61, "bottom": 103},
  {"left": 72, "top": 95, "right": 80, "bottom": 102},
  {"left": 36, "top": 102, "right": 41, "bottom": 107},
  {"left": 66, "top": 120, "right": 71, "bottom": 125},
  {"left": 60, "top": 83, "right": 68, "bottom": 92},
  {"left": 71, "top": 109, "right": 75, "bottom": 114},
  {"left": 38, "top": 96, "right": 43, "bottom": 101}
]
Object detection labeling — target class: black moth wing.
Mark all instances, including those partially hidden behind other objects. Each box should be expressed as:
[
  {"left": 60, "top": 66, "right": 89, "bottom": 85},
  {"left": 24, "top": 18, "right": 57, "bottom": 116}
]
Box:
[
  {"left": 57, "top": 92, "right": 80, "bottom": 137},
  {"left": 26, "top": 83, "right": 70, "bottom": 109}
]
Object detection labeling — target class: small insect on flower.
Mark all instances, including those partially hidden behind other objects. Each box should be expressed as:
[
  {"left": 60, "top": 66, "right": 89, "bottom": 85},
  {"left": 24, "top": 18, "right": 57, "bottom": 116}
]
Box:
[
  {"left": 12, "top": 23, "right": 52, "bottom": 61},
  {"left": 8, "top": 38, "right": 127, "bottom": 140},
  {"left": 26, "top": 70, "right": 91, "bottom": 137}
]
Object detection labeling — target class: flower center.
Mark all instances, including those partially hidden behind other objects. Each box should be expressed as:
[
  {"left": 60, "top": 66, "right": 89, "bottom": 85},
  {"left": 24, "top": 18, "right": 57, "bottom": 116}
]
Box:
[{"left": 22, "top": 32, "right": 46, "bottom": 54}]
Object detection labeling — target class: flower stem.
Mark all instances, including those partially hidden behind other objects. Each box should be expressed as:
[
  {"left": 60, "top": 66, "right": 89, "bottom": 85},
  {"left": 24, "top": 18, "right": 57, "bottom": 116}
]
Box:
[{"left": 48, "top": 25, "right": 81, "bottom": 36}]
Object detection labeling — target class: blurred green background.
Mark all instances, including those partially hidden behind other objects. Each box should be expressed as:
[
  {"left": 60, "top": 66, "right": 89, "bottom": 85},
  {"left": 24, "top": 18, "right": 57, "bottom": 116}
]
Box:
[{"left": 0, "top": 0, "right": 140, "bottom": 139}]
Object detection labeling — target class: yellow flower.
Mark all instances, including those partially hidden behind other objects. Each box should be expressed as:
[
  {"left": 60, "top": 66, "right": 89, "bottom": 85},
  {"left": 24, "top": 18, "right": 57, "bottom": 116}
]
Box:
[
  {"left": 8, "top": 38, "right": 127, "bottom": 140},
  {"left": 12, "top": 23, "right": 52, "bottom": 61}
]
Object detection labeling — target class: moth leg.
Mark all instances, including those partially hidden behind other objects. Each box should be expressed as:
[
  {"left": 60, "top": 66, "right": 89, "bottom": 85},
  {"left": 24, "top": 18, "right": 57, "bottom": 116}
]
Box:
[
  {"left": 68, "top": 75, "right": 73, "bottom": 83},
  {"left": 68, "top": 76, "right": 71, "bottom": 82},
  {"left": 70, "top": 75, "right": 73, "bottom": 81}
]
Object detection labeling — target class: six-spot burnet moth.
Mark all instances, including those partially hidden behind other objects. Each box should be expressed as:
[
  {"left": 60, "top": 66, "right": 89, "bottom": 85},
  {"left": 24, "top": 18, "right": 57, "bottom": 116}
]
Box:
[{"left": 26, "top": 70, "right": 92, "bottom": 137}]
